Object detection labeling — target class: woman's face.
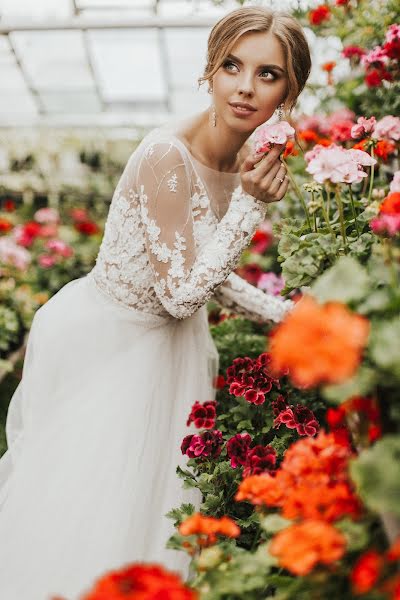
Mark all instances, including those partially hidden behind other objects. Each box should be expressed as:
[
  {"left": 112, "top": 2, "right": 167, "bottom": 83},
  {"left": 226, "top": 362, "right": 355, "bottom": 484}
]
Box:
[{"left": 211, "top": 30, "right": 288, "bottom": 132}]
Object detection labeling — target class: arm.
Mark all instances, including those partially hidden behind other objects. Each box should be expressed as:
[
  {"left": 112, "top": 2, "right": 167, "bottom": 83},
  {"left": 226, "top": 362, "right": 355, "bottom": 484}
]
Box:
[
  {"left": 212, "top": 271, "right": 294, "bottom": 324},
  {"left": 134, "top": 140, "right": 270, "bottom": 320}
]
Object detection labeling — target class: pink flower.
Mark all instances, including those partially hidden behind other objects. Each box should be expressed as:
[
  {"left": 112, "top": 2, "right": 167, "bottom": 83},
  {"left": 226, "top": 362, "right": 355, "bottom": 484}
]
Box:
[
  {"left": 257, "top": 272, "right": 285, "bottom": 296},
  {"left": 39, "top": 224, "right": 59, "bottom": 238},
  {"left": 304, "top": 144, "right": 326, "bottom": 163},
  {"left": 38, "top": 253, "right": 57, "bottom": 268},
  {"left": 0, "top": 237, "right": 31, "bottom": 270},
  {"left": 297, "top": 115, "right": 324, "bottom": 132},
  {"left": 390, "top": 171, "right": 400, "bottom": 193},
  {"left": 385, "top": 24, "right": 400, "bottom": 44},
  {"left": 226, "top": 433, "right": 252, "bottom": 468},
  {"left": 254, "top": 121, "right": 295, "bottom": 153},
  {"left": 372, "top": 116, "right": 400, "bottom": 141},
  {"left": 45, "top": 239, "right": 74, "bottom": 258},
  {"left": 370, "top": 214, "right": 400, "bottom": 237},
  {"left": 351, "top": 116, "right": 377, "bottom": 139},
  {"left": 306, "top": 144, "right": 376, "bottom": 184},
  {"left": 320, "top": 108, "right": 355, "bottom": 136},
  {"left": 361, "top": 45, "right": 389, "bottom": 68},
  {"left": 34, "top": 207, "right": 60, "bottom": 224}
]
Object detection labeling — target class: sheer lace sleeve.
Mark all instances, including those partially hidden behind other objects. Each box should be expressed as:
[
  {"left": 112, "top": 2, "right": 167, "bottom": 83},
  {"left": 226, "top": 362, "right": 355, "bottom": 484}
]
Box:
[
  {"left": 134, "top": 140, "right": 269, "bottom": 320},
  {"left": 212, "top": 272, "right": 294, "bottom": 324}
]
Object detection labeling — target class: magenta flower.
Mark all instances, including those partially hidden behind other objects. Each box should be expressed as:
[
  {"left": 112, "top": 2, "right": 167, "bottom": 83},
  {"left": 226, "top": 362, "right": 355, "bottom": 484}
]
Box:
[
  {"left": 254, "top": 120, "right": 295, "bottom": 154},
  {"left": 186, "top": 400, "right": 217, "bottom": 429},
  {"left": 242, "top": 445, "right": 277, "bottom": 477},
  {"left": 351, "top": 116, "right": 377, "bottom": 139},
  {"left": 181, "top": 430, "right": 223, "bottom": 460},
  {"left": 386, "top": 24, "right": 400, "bottom": 44},
  {"left": 226, "top": 433, "right": 252, "bottom": 468},
  {"left": 274, "top": 403, "right": 319, "bottom": 437},
  {"left": 372, "top": 116, "right": 400, "bottom": 141},
  {"left": 370, "top": 214, "right": 400, "bottom": 237},
  {"left": 361, "top": 45, "right": 389, "bottom": 68},
  {"left": 226, "top": 353, "right": 281, "bottom": 406}
]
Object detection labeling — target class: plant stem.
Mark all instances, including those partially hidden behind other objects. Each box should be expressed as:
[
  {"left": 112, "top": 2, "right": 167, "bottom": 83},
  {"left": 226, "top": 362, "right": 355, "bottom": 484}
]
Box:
[
  {"left": 335, "top": 188, "right": 348, "bottom": 252},
  {"left": 281, "top": 158, "right": 312, "bottom": 231},
  {"left": 311, "top": 191, "right": 318, "bottom": 233},
  {"left": 348, "top": 184, "right": 360, "bottom": 238},
  {"left": 367, "top": 146, "right": 375, "bottom": 204},
  {"left": 318, "top": 190, "right": 334, "bottom": 234}
]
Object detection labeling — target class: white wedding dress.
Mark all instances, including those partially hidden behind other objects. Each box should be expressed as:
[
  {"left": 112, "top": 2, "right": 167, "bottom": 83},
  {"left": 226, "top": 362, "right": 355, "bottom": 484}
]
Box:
[{"left": 0, "top": 122, "right": 292, "bottom": 600}]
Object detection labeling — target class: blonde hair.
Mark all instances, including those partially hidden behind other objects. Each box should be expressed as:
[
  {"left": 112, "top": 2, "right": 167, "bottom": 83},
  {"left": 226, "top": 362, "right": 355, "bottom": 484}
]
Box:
[{"left": 197, "top": 6, "right": 312, "bottom": 114}]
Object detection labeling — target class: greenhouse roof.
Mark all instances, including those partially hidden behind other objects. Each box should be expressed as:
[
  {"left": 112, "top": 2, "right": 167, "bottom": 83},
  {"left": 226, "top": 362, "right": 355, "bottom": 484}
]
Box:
[{"left": 0, "top": 0, "right": 343, "bottom": 128}]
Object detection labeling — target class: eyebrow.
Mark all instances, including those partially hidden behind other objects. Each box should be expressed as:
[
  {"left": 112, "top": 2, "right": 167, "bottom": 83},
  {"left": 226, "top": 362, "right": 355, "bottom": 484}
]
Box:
[{"left": 226, "top": 53, "right": 286, "bottom": 73}]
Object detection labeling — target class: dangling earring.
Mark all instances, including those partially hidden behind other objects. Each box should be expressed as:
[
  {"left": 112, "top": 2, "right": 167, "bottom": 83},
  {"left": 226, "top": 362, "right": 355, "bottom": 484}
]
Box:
[
  {"left": 277, "top": 103, "right": 284, "bottom": 121},
  {"left": 211, "top": 105, "right": 217, "bottom": 127}
]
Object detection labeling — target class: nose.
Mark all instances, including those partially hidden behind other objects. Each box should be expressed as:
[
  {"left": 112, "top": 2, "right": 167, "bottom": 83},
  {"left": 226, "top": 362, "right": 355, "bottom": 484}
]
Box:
[{"left": 237, "top": 71, "right": 255, "bottom": 97}]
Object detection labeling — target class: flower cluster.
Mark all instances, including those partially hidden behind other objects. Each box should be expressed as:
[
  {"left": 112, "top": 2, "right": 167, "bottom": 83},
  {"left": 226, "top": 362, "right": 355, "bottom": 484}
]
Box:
[
  {"left": 350, "top": 539, "right": 400, "bottom": 597},
  {"left": 269, "top": 295, "right": 370, "bottom": 388},
  {"left": 186, "top": 400, "right": 217, "bottom": 429},
  {"left": 181, "top": 430, "right": 223, "bottom": 460},
  {"left": 370, "top": 173, "right": 400, "bottom": 237},
  {"left": 76, "top": 563, "right": 197, "bottom": 600},
  {"left": 226, "top": 433, "right": 277, "bottom": 477},
  {"left": 226, "top": 353, "right": 281, "bottom": 405},
  {"left": 253, "top": 121, "right": 295, "bottom": 154},
  {"left": 360, "top": 24, "right": 400, "bottom": 88},
  {"left": 305, "top": 143, "right": 376, "bottom": 185},
  {"left": 327, "top": 395, "right": 382, "bottom": 445},
  {"left": 272, "top": 396, "right": 319, "bottom": 437},
  {"left": 178, "top": 513, "right": 240, "bottom": 550},
  {"left": 236, "top": 431, "right": 361, "bottom": 575},
  {"left": 308, "top": 4, "right": 330, "bottom": 26}
]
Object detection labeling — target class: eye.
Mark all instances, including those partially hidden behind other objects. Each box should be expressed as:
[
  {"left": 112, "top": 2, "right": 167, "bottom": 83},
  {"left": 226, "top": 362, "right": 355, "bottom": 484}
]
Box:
[{"left": 222, "top": 60, "right": 278, "bottom": 81}]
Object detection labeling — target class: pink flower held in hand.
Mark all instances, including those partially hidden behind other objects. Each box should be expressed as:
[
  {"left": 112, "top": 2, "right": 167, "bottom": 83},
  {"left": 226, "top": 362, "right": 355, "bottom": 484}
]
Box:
[
  {"left": 254, "top": 121, "right": 295, "bottom": 154},
  {"left": 351, "top": 116, "right": 376, "bottom": 139}
]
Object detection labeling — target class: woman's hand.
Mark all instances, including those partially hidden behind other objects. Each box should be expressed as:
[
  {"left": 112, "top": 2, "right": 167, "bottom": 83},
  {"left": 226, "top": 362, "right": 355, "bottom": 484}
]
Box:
[{"left": 240, "top": 143, "right": 289, "bottom": 204}]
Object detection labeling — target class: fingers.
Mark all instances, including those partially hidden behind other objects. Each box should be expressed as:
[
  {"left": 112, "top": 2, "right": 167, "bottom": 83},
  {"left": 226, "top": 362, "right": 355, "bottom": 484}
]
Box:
[
  {"left": 240, "top": 143, "right": 285, "bottom": 174},
  {"left": 267, "top": 164, "right": 287, "bottom": 195},
  {"left": 270, "top": 173, "right": 290, "bottom": 202}
]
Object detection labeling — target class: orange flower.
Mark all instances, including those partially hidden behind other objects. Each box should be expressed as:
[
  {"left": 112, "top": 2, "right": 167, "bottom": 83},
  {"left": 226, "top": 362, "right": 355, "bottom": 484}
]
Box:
[
  {"left": 322, "top": 61, "right": 336, "bottom": 72},
  {"left": 179, "top": 513, "right": 240, "bottom": 547},
  {"left": 235, "top": 472, "right": 287, "bottom": 506},
  {"left": 317, "top": 137, "right": 334, "bottom": 146},
  {"left": 269, "top": 295, "right": 370, "bottom": 388},
  {"left": 269, "top": 520, "right": 346, "bottom": 575},
  {"left": 374, "top": 140, "right": 396, "bottom": 161},
  {"left": 351, "top": 550, "right": 383, "bottom": 594},
  {"left": 353, "top": 138, "right": 368, "bottom": 151},
  {"left": 380, "top": 192, "right": 400, "bottom": 215},
  {"left": 299, "top": 129, "right": 320, "bottom": 144},
  {"left": 283, "top": 140, "right": 298, "bottom": 158},
  {"left": 79, "top": 563, "right": 197, "bottom": 600}
]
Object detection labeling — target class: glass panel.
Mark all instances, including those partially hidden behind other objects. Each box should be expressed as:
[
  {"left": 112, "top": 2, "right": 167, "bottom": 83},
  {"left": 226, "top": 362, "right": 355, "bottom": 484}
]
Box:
[
  {"left": 40, "top": 90, "right": 102, "bottom": 113},
  {"left": 88, "top": 29, "right": 165, "bottom": 102}
]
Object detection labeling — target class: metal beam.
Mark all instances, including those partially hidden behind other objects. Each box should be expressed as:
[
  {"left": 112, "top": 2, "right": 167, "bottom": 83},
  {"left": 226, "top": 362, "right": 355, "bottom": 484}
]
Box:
[
  {"left": 6, "top": 34, "right": 46, "bottom": 115},
  {"left": 0, "top": 16, "right": 215, "bottom": 34}
]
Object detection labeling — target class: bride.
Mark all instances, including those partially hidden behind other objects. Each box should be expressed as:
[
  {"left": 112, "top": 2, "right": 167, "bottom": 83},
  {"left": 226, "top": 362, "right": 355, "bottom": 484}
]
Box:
[{"left": 0, "top": 6, "right": 311, "bottom": 599}]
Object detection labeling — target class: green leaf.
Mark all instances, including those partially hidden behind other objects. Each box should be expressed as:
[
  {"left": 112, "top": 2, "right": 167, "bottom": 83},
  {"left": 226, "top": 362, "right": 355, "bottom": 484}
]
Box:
[
  {"left": 369, "top": 316, "right": 400, "bottom": 379},
  {"left": 321, "top": 366, "right": 377, "bottom": 404},
  {"left": 311, "top": 255, "right": 370, "bottom": 304},
  {"left": 350, "top": 436, "right": 400, "bottom": 517}
]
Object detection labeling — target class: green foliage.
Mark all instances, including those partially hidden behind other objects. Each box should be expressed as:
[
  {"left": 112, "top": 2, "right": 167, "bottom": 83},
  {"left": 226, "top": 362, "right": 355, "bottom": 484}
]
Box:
[{"left": 350, "top": 436, "right": 400, "bottom": 517}]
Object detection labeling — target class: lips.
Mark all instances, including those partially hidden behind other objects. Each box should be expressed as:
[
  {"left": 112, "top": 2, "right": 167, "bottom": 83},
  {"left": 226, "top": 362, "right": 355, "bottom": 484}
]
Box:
[{"left": 229, "top": 102, "right": 256, "bottom": 111}]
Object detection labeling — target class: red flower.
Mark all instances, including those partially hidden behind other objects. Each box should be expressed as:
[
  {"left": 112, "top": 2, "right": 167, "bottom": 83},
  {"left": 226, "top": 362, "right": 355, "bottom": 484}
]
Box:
[
  {"left": 181, "top": 430, "right": 223, "bottom": 460},
  {"left": 74, "top": 221, "right": 100, "bottom": 235},
  {"left": 186, "top": 400, "right": 217, "bottom": 429},
  {"left": 351, "top": 550, "right": 382, "bottom": 594},
  {"left": 283, "top": 140, "right": 298, "bottom": 158},
  {"left": 3, "top": 199, "right": 16, "bottom": 212},
  {"left": 242, "top": 445, "right": 276, "bottom": 477},
  {"left": 383, "top": 39, "right": 400, "bottom": 60},
  {"left": 212, "top": 375, "right": 226, "bottom": 389},
  {"left": 326, "top": 406, "right": 346, "bottom": 429},
  {"left": 226, "top": 433, "right": 252, "bottom": 468},
  {"left": 235, "top": 263, "right": 263, "bottom": 285},
  {"left": 329, "top": 120, "right": 354, "bottom": 142},
  {"left": 374, "top": 140, "right": 396, "bottom": 161},
  {"left": 226, "top": 353, "right": 281, "bottom": 406},
  {"left": 365, "top": 68, "right": 384, "bottom": 87},
  {"left": 308, "top": 4, "right": 331, "bottom": 25},
  {"left": 0, "top": 218, "right": 13, "bottom": 233},
  {"left": 342, "top": 46, "right": 366, "bottom": 60},
  {"left": 274, "top": 404, "right": 319, "bottom": 437},
  {"left": 335, "top": 0, "right": 349, "bottom": 5},
  {"left": 251, "top": 229, "right": 273, "bottom": 254},
  {"left": 380, "top": 192, "right": 400, "bottom": 215}
]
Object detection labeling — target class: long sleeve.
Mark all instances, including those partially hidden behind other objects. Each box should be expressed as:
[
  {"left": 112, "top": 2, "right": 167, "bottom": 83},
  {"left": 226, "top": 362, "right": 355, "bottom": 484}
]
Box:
[
  {"left": 135, "top": 140, "right": 270, "bottom": 320},
  {"left": 212, "top": 272, "right": 294, "bottom": 324}
]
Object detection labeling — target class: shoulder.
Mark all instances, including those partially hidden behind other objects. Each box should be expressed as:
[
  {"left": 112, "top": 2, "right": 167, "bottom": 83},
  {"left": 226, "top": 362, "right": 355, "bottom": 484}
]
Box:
[{"left": 135, "top": 128, "right": 188, "bottom": 169}]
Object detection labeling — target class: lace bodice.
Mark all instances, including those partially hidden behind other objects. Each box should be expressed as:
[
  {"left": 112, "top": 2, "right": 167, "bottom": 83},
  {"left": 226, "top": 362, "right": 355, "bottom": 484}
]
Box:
[{"left": 90, "top": 124, "right": 293, "bottom": 322}]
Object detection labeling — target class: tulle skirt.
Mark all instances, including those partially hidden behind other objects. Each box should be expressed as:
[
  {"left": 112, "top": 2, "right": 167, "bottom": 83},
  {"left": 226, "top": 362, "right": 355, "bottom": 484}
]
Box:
[{"left": 0, "top": 272, "right": 219, "bottom": 600}]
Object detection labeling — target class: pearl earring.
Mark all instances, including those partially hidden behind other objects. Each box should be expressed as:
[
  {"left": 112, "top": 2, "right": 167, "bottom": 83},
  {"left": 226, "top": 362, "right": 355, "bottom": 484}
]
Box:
[{"left": 277, "top": 103, "right": 284, "bottom": 121}]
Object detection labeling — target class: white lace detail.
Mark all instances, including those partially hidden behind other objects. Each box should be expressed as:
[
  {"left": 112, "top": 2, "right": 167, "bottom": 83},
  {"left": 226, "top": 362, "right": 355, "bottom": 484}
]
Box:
[{"left": 90, "top": 128, "right": 291, "bottom": 322}]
